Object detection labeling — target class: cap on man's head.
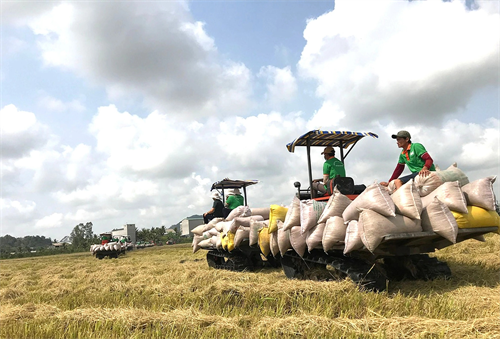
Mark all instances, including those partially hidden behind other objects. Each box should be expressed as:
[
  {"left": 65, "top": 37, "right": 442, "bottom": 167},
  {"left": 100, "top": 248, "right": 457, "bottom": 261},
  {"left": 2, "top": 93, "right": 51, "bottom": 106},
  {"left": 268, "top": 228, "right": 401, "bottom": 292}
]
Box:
[
  {"left": 391, "top": 130, "right": 411, "bottom": 139},
  {"left": 321, "top": 146, "right": 335, "bottom": 155}
]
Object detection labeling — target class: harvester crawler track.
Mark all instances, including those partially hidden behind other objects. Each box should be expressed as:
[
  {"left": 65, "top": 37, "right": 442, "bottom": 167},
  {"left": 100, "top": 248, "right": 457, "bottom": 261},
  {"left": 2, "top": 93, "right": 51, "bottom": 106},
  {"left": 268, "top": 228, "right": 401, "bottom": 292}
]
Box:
[
  {"left": 206, "top": 247, "right": 282, "bottom": 272},
  {"left": 207, "top": 250, "right": 252, "bottom": 272},
  {"left": 382, "top": 254, "right": 451, "bottom": 281},
  {"left": 281, "top": 250, "right": 387, "bottom": 292}
]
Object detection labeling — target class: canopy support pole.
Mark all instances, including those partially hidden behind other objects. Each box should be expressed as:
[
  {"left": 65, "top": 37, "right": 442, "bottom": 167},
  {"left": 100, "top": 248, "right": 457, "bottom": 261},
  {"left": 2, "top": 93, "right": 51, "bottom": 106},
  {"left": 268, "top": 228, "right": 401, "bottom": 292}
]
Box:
[{"left": 307, "top": 137, "right": 315, "bottom": 198}]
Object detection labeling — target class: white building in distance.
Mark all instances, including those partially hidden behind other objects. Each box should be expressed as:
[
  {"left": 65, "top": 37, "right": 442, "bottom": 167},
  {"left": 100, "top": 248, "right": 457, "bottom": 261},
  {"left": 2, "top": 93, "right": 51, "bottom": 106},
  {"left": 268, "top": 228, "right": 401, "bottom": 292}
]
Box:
[
  {"left": 112, "top": 224, "right": 136, "bottom": 243},
  {"left": 181, "top": 216, "right": 204, "bottom": 236}
]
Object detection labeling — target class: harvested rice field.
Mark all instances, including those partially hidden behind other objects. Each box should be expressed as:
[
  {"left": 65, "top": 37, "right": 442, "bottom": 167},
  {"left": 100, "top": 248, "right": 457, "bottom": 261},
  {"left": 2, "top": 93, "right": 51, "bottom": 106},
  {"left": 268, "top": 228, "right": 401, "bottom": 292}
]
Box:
[{"left": 1, "top": 234, "right": 499, "bottom": 339}]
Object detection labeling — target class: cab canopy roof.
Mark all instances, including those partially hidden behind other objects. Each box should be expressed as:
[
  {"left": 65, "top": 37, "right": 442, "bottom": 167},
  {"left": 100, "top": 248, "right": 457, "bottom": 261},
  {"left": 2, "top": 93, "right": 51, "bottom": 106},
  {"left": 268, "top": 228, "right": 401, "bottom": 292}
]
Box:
[
  {"left": 210, "top": 178, "right": 259, "bottom": 191},
  {"left": 286, "top": 130, "right": 378, "bottom": 153}
]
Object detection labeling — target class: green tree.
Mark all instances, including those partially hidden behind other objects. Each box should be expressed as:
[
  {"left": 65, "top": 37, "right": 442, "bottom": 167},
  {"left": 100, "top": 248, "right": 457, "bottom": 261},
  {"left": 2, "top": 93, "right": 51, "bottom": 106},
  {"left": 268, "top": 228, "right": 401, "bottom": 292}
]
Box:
[{"left": 70, "top": 222, "right": 95, "bottom": 250}]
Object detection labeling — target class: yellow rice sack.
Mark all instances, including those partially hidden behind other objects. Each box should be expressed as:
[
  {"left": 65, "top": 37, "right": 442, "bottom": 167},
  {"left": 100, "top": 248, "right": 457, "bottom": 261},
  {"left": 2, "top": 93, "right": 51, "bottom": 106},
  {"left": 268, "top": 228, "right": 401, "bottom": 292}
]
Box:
[
  {"left": 258, "top": 227, "right": 271, "bottom": 256},
  {"left": 452, "top": 206, "right": 500, "bottom": 230},
  {"left": 268, "top": 205, "right": 288, "bottom": 234},
  {"left": 227, "top": 232, "right": 235, "bottom": 252},
  {"left": 221, "top": 233, "right": 228, "bottom": 251}
]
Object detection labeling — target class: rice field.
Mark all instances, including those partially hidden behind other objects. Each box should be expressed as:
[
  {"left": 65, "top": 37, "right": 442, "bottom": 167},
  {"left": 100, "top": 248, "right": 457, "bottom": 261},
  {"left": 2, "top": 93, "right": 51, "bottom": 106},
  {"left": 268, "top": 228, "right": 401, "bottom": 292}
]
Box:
[{"left": 1, "top": 233, "right": 499, "bottom": 339}]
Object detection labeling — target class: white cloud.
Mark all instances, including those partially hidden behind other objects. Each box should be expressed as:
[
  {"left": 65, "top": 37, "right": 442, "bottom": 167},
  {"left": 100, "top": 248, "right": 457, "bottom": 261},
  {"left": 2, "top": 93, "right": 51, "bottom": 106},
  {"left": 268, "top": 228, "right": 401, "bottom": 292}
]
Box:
[
  {"left": 298, "top": 0, "right": 500, "bottom": 126},
  {"left": 306, "top": 101, "right": 346, "bottom": 131},
  {"left": 1, "top": 1, "right": 498, "bottom": 242},
  {"left": 0, "top": 199, "right": 36, "bottom": 217},
  {"left": 258, "top": 66, "right": 298, "bottom": 107},
  {"left": 88, "top": 105, "right": 196, "bottom": 177},
  {"left": 37, "top": 95, "right": 85, "bottom": 113},
  {"left": 35, "top": 213, "right": 63, "bottom": 229},
  {"left": 0, "top": 104, "right": 50, "bottom": 159},
  {"left": 26, "top": 2, "right": 252, "bottom": 119},
  {"left": 0, "top": 2, "right": 60, "bottom": 26}
]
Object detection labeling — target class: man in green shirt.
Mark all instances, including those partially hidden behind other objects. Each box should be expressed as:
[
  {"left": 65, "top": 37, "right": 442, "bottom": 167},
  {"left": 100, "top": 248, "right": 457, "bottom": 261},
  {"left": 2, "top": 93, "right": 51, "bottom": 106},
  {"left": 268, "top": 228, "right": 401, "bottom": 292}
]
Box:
[
  {"left": 380, "top": 130, "right": 435, "bottom": 191},
  {"left": 226, "top": 188, "right": 244, "bottom": 209},
  {"left": 223, "top": 188, "right": 245, "bottom": 218},
  {"left": 312, "top": 146, "right": 346, "bottom": 195}
]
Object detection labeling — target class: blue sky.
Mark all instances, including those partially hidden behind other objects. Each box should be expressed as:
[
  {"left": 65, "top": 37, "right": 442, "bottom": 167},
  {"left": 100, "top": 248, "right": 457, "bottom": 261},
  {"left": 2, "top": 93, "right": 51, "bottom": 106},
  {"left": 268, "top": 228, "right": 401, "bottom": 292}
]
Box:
[{"left": 1, "top": 0, "right": 499, "bottom": 240}]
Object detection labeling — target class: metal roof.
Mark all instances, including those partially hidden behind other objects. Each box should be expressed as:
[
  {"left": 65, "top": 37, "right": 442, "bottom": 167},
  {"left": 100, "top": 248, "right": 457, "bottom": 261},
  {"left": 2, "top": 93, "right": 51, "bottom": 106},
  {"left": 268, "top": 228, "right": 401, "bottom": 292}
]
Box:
[
  {"left": 210, "top": 178, "right": 259, "bottom": 191},
  {"left": 286, "top": 130, "right": 378, "bottom": 153}
]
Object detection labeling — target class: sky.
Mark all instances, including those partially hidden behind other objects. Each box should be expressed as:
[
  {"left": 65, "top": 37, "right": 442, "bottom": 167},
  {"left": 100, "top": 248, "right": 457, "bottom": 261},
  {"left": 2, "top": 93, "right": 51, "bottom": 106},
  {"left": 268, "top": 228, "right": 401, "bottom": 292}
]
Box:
[{"left": 1, "top": 0, "right": 499, "bottom": 241}]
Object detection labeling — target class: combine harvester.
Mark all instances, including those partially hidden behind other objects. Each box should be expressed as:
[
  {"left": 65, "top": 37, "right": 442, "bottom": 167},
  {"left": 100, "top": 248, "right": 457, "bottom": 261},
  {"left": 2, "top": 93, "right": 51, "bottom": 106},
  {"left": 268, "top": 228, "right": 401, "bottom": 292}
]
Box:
[
  {"left": 90, "top": 233, "right": 131, "bottom": 259},
  {"left": 200, "top": 179, "right": 281, "bottom": 271},
  {"left": 193, "top": 130, "right": 499, "bottom": 291}
]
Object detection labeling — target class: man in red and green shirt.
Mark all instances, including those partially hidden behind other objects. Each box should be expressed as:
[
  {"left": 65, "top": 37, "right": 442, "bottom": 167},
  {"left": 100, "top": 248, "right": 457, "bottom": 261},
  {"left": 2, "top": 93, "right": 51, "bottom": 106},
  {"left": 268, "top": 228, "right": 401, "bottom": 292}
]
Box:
[{"left": 381, "top": 130, "right": 435, "bottom": 190}]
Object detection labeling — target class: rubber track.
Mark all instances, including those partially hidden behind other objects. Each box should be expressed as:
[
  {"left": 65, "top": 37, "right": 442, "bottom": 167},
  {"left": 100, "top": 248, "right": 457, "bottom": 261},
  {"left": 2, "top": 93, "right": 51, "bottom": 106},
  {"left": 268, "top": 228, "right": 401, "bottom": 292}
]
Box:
[
  {"left": 409, "top": 254, "right": 452, "bottom": 280},
  {"left": 382, "top": 254, "right": 451, "bottom": 281},
  {"left": 282, "top": 251, "right": 387, "bottom": 292},
  {"left": 207, "top": 250, "right": 251, "bottom": 272}
]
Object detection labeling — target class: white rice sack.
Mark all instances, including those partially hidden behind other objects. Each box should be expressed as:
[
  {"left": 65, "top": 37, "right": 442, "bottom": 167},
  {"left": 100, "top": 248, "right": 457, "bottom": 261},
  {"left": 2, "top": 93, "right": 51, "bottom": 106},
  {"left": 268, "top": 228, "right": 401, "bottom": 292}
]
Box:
[
  {"left": 198, "top": 239, "right": 213, "bottom": 249},
  {"left": 342, "top": 183, "right": 396, "bottom": 222},
  {"left": 461, "top": 176, "right": 497, "bottom": 211},
  {"left": 421, "top": 197, "right": 458, "bottom": 243},
  {"left": 290, "top": 225, "right": 307, "bottom": 257},
  {"left": 201, "top": 229, "right": 214, "bottom": 240},
  {"left": 421, "top": 181, "right": 468, "bottom": 213},
  {"left": 251, "top": 207, "right": 270, "bottom": 220},
  {"left": 226, "top": 205, "right": 252, "bottom": 221},
  {"left": 386, "top": 180, "right": 397, "bottom": 195},
  {"left": 359, "top": 209, "right": 422, "bottom": 253},
  {"left": 283, "top": 196, "right": 301, "bottom": 231},
  {"left": 413, "top": 172, "right": 443, "bottom": 197},
  {"left": 234, "top": 226, "right": 250, "bottom": 248},
  {"left": 277, "top": 220, "right": 292, "bottom": 256},
  {"left": 322, "top": 216, "right": 347, "bottom": 252},
  {"left": 216, "top": 234, "right": 222, "bottom": 249},
  {"left": 207, "top": 228, "right": 219, "bottom": 237},
  {"left": 306, "top": 223, "right": 325, "bottom": 252},
  {"left": 435, "top": 163, "right": 469, "bottom": 186},
  {"left": 249, "top": 219, "right": 265, "bottom": 246},
  {"left": 210, "top": 235, "right": 218, "bottom": 246},
  {"left": 391, "top": 179, "right": 423, "bottom": 220},
  {"left": 192, "top": 238, "right": 202, "bottom": 253},
  {"left": 270, "top": 229, "right": 280, "bottom": 257},
  {"left": 300, "top": 199, "right": 327, "bottom": 234},
  {"left": 191, "top": 224, "right": 206, "bottom": 236},
  {"left": 343, "top": 220, "right": 364, "bottom": 254},
  {"left": 229, "top": 216, "right": 265, "bottom": 233},
  {"left": 317, "top": 188, "right": 352, "bottom": 224},
  {"left": 215, "top": 221, "right": 231, "bottom": 233},
  {"left": 192, "top": 235, "right": 203, "bottom": 247}
]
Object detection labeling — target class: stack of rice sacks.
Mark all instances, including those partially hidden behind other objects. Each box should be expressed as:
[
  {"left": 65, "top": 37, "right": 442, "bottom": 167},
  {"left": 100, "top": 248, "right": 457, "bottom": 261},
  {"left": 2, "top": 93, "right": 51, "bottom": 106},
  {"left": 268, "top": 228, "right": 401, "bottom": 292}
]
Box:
[
  {"left": 90, "top": 241, "right": 125, "bottom": 254},
  {"left": 192, "top": 163, "right": 499, "bottom": 257},
  {"left": 191, "top": 205, "right": 272, "bottom": 254}
]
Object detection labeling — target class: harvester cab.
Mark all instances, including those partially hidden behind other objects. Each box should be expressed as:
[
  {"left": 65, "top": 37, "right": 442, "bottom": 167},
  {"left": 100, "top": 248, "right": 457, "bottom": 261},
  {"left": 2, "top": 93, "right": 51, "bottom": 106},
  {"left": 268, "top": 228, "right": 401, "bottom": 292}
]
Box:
[
  {"left": 286, "top": 130, "right": 378, "bottom": 200},
  {"left": 210, "top": 178, "right": 259, "bottom": 206}
]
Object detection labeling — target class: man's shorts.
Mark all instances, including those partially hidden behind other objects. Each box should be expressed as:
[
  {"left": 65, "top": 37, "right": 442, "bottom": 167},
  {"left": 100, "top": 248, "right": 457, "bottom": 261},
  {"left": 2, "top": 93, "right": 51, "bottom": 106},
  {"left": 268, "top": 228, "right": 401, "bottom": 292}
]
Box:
[{"left": 399, "top": 172, "right": 419, "bottom": 184}]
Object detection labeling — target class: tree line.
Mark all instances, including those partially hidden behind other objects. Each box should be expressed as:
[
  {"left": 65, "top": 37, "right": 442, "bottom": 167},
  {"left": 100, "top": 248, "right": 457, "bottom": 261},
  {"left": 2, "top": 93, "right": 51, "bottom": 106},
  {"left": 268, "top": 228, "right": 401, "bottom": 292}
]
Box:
[{"left": 1, "top": 222, "right": 190, "bottom": 259}]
